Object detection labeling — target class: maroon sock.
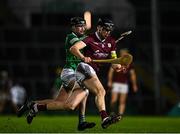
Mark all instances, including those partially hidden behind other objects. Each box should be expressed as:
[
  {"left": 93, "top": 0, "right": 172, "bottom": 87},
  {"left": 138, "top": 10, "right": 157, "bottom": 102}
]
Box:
[
  {"left": 37, "top": 104, "right": 47, "bottom": 111},
  {"left": 99, "top": 110, "right": 108, "bottom": 121}
]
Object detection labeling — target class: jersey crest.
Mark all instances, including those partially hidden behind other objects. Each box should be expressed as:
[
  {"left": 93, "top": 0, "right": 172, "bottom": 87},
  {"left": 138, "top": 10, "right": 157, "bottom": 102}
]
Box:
[{"left": 108, "top": 43, "right": 111, "bottom": 48}]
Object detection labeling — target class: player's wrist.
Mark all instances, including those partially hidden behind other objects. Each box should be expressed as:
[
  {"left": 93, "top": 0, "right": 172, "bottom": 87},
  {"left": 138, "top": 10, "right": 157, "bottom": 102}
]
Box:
[{"left": 80, "top": 56, "right": 85, "bottom": 61}]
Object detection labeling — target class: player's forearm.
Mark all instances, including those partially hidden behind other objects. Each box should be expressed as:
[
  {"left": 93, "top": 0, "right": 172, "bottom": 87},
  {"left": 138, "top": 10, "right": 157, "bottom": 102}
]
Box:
[
  {"left": 107, "top": 68, "right": 114, "bottom": 88},
  {"left": 70, "top": 46, "right": 85, "bottom": 60},
  {"left": 131, "top": 73, "right": 138, "bottom": 92},
  {"left": 130, "top": 69, "right": 136, "bottom": 82},
  {"left": 108, "top": 67, "right": 114, "bottom": 82},
  {"left": 71, "top": 48, "right": 84, "bottom": 60},
  {"left": 130, "top": 73, "right": 137, "bottom": 85}
]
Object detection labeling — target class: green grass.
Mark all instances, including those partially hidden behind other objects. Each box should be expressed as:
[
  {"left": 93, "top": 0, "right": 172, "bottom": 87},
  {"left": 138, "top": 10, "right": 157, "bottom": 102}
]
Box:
[{"left": 0, "top": 115, "right": 180, "bottom": 133}]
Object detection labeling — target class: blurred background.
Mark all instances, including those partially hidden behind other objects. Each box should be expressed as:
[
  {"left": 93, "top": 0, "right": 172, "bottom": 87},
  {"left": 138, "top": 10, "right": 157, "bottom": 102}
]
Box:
[{"left": 0, "top": 0, "right": 180, "bottom": 116}]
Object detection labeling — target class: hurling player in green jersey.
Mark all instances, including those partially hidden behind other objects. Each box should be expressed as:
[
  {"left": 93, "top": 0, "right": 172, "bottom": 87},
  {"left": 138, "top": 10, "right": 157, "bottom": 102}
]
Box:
[
  {"left": 18, "top": 17, "right": 95, "bottom": 131},
  {"left": 64, "top": 30, "right": 86, "bottom": 70}
]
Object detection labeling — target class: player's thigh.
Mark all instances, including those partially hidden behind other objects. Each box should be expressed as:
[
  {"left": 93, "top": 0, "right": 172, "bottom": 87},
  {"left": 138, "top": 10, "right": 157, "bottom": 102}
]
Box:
[
  {"left": 65, "top": 88, "right": 87, "bottom": 105},
  {"left": 55, "top": 87, "right": 68, "bottom": 102},
  {"left": 111, "top": 83, "right": 121, "bottom": 102},
  {"left": 83, "top": 74, "right": 105, "bottom": 95},
  {"left": 111, "top": 92, "right": 118, "bottom": 103},
  {"left": 76, "top": 62, "right": 105, "bottom": 94},
  {"left": 119, "top": 93, "right": 128, "bottom": 104}
]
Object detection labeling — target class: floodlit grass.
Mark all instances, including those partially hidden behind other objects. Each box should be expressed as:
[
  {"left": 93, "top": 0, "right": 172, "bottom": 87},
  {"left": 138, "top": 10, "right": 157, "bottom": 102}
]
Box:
[{"left": 0, "top": 115, "right": 180, "bottom": 133}]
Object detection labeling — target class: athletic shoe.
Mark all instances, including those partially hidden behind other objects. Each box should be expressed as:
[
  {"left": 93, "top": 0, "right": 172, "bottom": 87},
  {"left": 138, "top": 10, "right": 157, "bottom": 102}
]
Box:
[
  {"left": 78, "top": 122, "right": 96, "bottom": 131},
  {"left": 101, "top": 114, "right": 121, "bottom": 129},
  {"left": 101, "top": 117, "right": 112, "bottom": 129},
  {"left": 17, "top": 101, "right": 34, "bottom": 117},
  {"left": 110, "top": 113, "right": 122, "bottom": 123},
  {"left": 26, "top": 108, "right": 37, "bottom": 124}
]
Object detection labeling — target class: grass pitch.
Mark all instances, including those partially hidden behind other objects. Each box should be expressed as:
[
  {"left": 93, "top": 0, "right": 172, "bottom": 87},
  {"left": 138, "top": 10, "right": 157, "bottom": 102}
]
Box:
[{"left": 0, "top": 115, "right": 180, "bottom": 133}]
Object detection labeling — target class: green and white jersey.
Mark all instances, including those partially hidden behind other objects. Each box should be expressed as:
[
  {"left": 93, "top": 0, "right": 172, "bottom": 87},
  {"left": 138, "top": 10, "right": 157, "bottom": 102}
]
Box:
[{"left": 64, "top": 32, "right": 86, "bottom": 70}]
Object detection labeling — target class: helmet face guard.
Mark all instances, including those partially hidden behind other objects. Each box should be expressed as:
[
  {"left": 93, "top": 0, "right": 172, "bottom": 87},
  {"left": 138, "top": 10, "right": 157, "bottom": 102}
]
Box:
[
  {"left": 97, "top": 18, "right": 114, "bottom": 31},
  {"left": 70, "top": 17, "right": 86, "bottom": 27}
]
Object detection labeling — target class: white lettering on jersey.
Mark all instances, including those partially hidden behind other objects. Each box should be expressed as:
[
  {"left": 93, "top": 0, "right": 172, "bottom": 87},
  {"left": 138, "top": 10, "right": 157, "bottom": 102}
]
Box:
[
  {"left": 94, "top": 51, "right": 109, "bottom": 58},
  {"left": 95, "top": 50, "right": 100, "bottom": 53}
]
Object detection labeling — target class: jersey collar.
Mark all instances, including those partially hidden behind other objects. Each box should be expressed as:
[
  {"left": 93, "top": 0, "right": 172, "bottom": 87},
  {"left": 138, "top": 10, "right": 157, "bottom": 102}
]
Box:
[
  {"left": 95, "top": 32, "right": 105, "bottom": 42},
  {"left": 72, "top": 32, "right": 78, "bottom": 37}
]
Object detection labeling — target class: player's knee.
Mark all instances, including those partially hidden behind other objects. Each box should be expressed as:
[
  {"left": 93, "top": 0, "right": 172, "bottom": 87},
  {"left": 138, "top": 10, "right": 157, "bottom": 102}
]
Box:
[
  {"left": 68, "top": 105, "right": 76, "bottom": 110},
  {"left": 102, "top": 88, "right": 106, "bottom": 96},
  {"left": 111, "top": 99, "right": 116, "bottom": 104},
  {"left": 64, "top": 103, "right": 76, "bottom": 111},
  {"left": 85, "top": 89, "right": 89, "bottom": 96},
  {"left": 97, "top": 87, "right": 106, "bottom": 97},
  {"left": 120, "top": 100, "right": 126, "bottom": 105}
]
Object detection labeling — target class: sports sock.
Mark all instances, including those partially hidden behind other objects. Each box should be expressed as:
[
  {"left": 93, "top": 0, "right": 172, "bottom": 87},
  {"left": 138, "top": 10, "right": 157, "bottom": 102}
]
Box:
[
  {"left": 34, "top": 104, "right": 47, "bottom": 112},
  {"left": 99, "top": 110, "right": 108, "bottom": 121},
  {"left": 79, "top": 113, "right": 86, "bottom": 124},
  {"left": 118, "top": 113, "right": 123, "bottom": 116}
]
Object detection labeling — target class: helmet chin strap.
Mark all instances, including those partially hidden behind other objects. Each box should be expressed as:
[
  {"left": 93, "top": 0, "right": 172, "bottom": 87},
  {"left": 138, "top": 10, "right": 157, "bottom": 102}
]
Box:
[{"left": 71, "top": 27, "right": 85, "bottom": 37}]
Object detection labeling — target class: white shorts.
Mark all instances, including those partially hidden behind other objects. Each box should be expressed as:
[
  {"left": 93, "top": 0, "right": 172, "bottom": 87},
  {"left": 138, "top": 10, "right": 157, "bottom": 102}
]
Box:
[
  {"left": 76, "top": 62, "right": 96, "bottom": 83},
  {"left": 61, "top": 62, "right": 96, "bottom": 89},
  {"left": 112, "top": 82, "right": 129, "bottom": 94},
  {"left": 61, "top": 68, "right": 80, "bottom": 89}
]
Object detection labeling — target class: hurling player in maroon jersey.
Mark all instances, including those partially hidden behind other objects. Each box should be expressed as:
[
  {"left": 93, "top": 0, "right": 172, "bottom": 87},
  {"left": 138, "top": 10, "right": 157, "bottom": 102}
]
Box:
[
  {"left": 70, "top": 18, "right": 123, "bottom": 129},
  {"left": 83, "top": 18, "right": 117, "bottom": 73},
  {"left": 108, "top": 49, "right": 138, "bottom": 118}
]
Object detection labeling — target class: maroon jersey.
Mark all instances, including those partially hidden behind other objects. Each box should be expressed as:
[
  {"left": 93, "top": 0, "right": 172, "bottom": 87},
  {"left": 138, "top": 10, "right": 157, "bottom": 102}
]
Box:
[
  {"left": 83, "top": 32, "right": 116, "bottom": 73},
  {"left": 113, "top": 64, "right": 133, "bottom": 83}
]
